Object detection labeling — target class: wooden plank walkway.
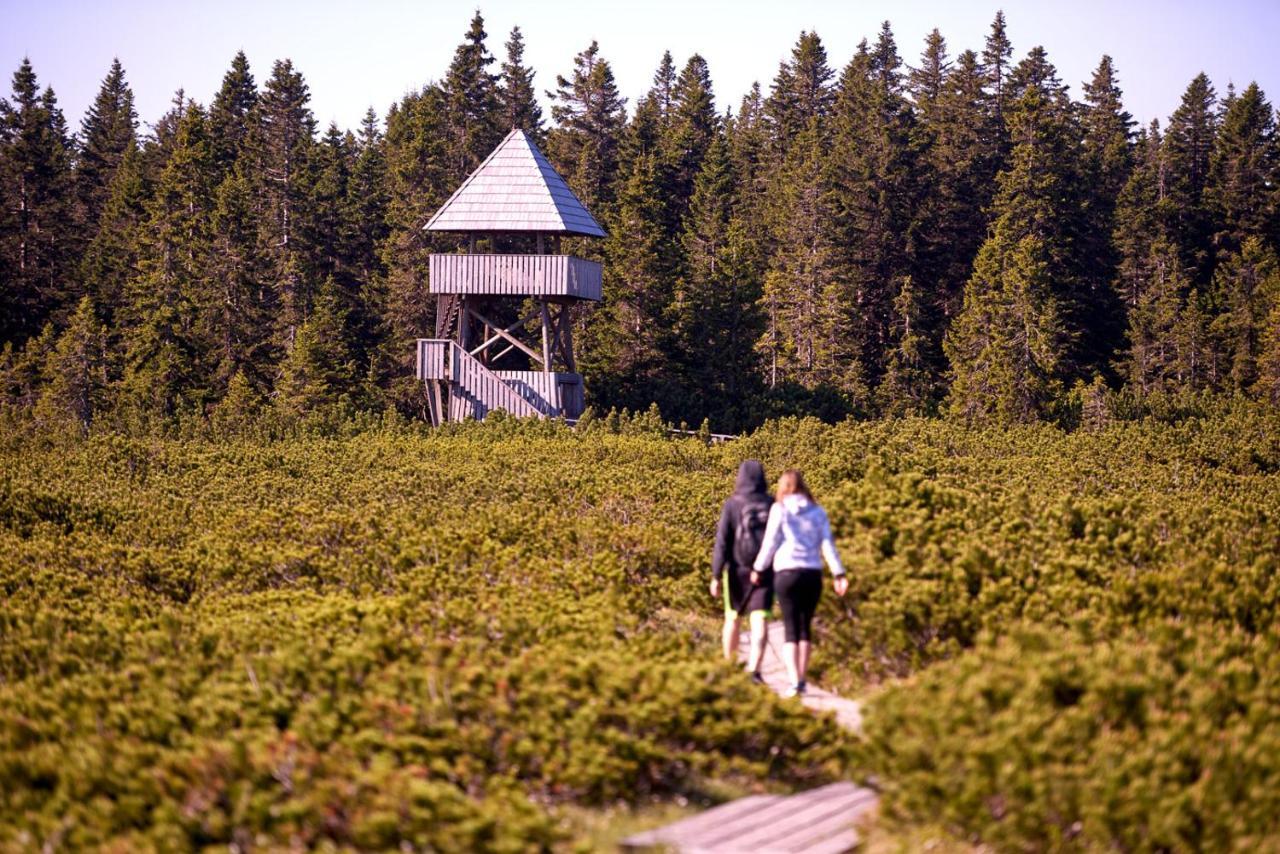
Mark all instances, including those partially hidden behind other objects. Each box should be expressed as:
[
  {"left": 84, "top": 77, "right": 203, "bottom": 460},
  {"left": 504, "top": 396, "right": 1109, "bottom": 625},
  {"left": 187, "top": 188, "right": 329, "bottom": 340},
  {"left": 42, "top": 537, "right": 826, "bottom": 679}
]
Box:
[{"left": 621, "top": 622, "right": 878, "bottom": 852}]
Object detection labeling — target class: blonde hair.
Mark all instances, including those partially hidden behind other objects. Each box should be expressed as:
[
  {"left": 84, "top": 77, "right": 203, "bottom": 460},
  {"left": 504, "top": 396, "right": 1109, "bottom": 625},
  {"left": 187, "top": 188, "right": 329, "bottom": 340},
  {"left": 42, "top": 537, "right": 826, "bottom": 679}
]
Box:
[{"left": 775, "top": 469, "right": 813, "bottom": 502}]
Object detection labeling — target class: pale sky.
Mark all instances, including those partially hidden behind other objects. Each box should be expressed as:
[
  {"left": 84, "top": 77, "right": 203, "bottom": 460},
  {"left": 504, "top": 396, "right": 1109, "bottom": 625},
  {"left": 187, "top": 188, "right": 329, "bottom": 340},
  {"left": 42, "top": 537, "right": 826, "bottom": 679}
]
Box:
[{"left": 4, "top": 0, "right": 1279, "bottom": 137}]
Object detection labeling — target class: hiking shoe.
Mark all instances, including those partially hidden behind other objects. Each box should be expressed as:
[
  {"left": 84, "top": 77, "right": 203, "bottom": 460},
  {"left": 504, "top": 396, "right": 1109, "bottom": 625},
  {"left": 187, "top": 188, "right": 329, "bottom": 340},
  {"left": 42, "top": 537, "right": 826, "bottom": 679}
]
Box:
[
  {"left": 750, "top": 671, "right": 765, "bottom": 686},
  {"left": 797, "top": 681, "right": 808, "bottom": 695}
]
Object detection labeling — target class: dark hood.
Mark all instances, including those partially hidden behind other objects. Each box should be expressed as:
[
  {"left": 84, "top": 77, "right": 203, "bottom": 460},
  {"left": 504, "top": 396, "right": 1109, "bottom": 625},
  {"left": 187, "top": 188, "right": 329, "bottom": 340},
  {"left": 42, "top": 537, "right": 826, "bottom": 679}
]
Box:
[{"left": 734, "top": 460, "right": 768, "bottom": 496}]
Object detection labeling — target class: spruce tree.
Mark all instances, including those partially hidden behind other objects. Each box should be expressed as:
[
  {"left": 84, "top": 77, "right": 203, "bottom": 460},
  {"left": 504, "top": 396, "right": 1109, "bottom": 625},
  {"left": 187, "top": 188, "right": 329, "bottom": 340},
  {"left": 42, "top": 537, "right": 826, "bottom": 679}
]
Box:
[
  {"left": 121, "top": 103, "right": 215, "bottom": 418},
  {"left": 1114, "top": 124, "right": 1188, "bottom": 395},
  {"left": 661, "top": 54, "right": 719, "bottom": 230},
  {"left": 1257, "top": 289, "right": 1280, "bottom": 405},
  {"left": 945, "top": 50, "right": 1080, "bottom": 422},
  {"left": 1207, "top": 82, "right": 1276, "bottom": 259},
  {"left": 1163, "top": 73, "right": 1219, "bottom": 285},
  {"left": 982, "top": 11, "right": 1014, "bottom": 144},
  {"left": 879, "top": 276, "right": 939, "bottom": 415},
  {"left": 0, "top": 59, "right": 77, "bottom": 341},
  {"left": 80, "top": 142, "right": 148, "bottom": 327},
  {"left": 760, "top": 120, "right": 858, "bottom": 397},
  {"left": 1123, "top": 238, "right": 1190, "bottom": 395},
  {"left": 582, "top": 150, "right": 675, "bottom": 412},
  {"left": 346, "top": 108, "right": 389, "bottom": 363},
  {"left": 442, "top": 12, "right": 502, "bottom": 183},
  {"left": 246, "top": 59, "right": 319, "bottom": 348},
  {"left": 34, "top": 296, "right": 107, "bottom": 433},
  {"left": 498, "top": 27, "right": 543, "bottom": 138},
  {"left": 1077, "top": 55, "right": 1134, "bottom": 376},
  {"left": 909, "top": 29, "right": 950, "bottom": 125},
  {"left": 546, "top": 41, "right": 627, "bottom": 211},
  {"left": 673, "top": 132, "right": 760, "bottom": 425},
  {"left": 830, "top": 24, "right": 925, "bottom": 397},
  {"left": 651, "top": 51, "right": 677, "bottom": 120},
  {"left": 946, "top": 229, "right": 1064, "bottom": 422},
  {"left": 208, "top": 51, "right": 258, "bottom": 176},
  {"left": 276, "top": 278, "right": 359, "bottom": 415},
  {"left": 75, "top": 58, "right": 137, "bottom": 237},
  {"left": 1209, "top": 236, "right": 1280, "bottom": 391},
  {"left": 915, "top": 48, "right": 1001, "bottom": 324},
  {"left": 378, "top": 85, "right": 450, "bottom": 405},
  {"left": 765, "top": 32, "right": 835, "bottom": 152},
  {"left": 205, "top": 166, "right": 273, "bottom": 392}
]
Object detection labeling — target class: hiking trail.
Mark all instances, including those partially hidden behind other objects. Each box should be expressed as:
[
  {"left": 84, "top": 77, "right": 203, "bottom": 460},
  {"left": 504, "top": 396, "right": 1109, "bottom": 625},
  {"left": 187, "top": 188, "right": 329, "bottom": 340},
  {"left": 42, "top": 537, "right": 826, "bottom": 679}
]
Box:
[{"left": 620, "top": 621, "right": 880, "bottom": 852}]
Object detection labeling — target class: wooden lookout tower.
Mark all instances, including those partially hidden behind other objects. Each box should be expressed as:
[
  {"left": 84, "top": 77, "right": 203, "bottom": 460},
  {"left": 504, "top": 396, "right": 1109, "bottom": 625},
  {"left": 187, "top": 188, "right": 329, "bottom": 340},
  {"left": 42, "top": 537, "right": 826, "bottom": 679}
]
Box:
[{"left": 414, "top": 129, "right": 606, "bottom": 425}]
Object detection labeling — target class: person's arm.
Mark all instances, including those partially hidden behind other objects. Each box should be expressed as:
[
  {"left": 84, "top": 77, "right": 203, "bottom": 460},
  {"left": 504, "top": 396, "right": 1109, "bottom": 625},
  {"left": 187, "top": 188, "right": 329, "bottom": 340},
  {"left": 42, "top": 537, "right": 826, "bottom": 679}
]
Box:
[
  {"left": 818, "top": 509, "right": 846, "bottom": 577},
  {"left": 711, "top": 500, "right": 734, "bottom": 582},
  {"left": 753, "top": 503, "right": 784, "bottom": 573}
]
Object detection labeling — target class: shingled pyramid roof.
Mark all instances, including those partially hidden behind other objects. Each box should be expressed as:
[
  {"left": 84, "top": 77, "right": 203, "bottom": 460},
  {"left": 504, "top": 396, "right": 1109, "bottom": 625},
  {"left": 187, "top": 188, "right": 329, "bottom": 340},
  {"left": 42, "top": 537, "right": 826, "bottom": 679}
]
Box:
[{"left": 424, "top": 129, "right": 606, "bottom": 237}]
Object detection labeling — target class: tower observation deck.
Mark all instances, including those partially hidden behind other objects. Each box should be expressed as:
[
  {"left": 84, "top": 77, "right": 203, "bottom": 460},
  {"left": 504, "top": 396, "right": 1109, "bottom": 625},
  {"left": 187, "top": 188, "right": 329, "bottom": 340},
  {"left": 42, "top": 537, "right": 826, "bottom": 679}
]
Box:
[{"left": 413, "top": 129, "right": 605, "bottom": 424}]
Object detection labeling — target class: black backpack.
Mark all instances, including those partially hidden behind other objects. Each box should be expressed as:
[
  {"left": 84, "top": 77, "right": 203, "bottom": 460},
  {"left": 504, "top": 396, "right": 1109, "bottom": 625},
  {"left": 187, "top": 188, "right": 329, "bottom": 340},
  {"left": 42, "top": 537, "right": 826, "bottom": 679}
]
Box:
[{"left": 733, "top": 498, "right": 772, "bottom": 569}]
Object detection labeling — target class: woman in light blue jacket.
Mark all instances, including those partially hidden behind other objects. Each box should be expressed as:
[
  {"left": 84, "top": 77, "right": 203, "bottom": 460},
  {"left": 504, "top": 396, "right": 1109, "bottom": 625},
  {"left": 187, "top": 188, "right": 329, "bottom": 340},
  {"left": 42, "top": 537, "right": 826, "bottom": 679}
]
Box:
[{"left": 753, "top": 469, "right": 848, "bottom": 696}]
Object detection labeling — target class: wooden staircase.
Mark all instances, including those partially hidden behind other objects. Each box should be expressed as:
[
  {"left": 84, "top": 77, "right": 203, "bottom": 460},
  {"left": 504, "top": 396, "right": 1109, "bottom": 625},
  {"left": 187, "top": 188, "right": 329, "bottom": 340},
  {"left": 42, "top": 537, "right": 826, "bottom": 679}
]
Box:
[{"left": 417, "top": 339, "right": 545, "bottom": 424}]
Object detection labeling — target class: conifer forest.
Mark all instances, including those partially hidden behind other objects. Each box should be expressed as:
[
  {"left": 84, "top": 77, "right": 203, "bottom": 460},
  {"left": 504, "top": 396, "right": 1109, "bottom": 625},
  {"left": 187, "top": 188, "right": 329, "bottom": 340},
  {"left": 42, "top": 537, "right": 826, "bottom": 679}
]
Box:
[{"left": 3, "top": 9, "right": 1280, "bottom": 852}]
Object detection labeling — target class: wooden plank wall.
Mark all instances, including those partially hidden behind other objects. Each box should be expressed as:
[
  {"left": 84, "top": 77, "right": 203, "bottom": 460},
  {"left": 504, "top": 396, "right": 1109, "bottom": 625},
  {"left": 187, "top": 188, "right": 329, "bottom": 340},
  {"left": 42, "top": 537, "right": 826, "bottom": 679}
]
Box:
[
  {"left": 429, "top": 254, "right": 602, "bottom": 300},
  {"left": 415, "top": 339, "right": 448, "bottom": 380}
]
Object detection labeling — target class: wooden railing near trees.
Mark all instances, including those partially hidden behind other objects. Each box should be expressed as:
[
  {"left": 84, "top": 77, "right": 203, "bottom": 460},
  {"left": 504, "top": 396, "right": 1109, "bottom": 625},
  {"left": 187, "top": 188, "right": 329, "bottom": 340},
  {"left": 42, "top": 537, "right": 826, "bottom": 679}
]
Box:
[{"left": 428, "top": 254, "right": 603, "bottom": 300}]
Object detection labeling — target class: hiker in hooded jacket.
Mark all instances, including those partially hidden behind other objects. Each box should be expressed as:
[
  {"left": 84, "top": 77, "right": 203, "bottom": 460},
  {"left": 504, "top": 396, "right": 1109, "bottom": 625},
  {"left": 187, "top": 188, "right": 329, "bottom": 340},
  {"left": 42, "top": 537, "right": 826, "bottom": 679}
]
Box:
[
  {"left": 710, "top": 460, "right": 774, "bottom": 683},
  {"left": 754, "top": 469, "right": 848, "bottom": 697}
]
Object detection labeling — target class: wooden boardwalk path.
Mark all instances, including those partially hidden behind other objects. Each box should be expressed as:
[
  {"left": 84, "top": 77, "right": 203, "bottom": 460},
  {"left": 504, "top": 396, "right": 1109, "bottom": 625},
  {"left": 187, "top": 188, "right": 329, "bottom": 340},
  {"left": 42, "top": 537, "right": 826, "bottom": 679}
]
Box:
[{"left": 621, "top": 622, "right": 879, "bottom": 852}]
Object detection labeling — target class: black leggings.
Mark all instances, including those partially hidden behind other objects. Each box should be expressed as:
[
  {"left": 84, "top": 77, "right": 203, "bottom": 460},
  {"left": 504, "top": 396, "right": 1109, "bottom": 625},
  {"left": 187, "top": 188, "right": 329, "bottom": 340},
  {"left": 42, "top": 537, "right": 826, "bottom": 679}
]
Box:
[{"left": 775, "top": 569, "right": 823, "bottom": 642}]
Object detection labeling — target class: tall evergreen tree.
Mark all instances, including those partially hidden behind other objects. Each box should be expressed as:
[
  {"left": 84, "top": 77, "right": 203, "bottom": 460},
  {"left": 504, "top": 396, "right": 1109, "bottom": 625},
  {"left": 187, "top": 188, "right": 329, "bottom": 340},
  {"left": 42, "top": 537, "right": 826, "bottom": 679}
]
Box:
[
  {"left": 442, "top": 12, "right": 502, "bottom": 183},
  {"left": 275, "top": 278, "right": 359, "bottom": 415},
  {"left": 121, "top": 103, "right": 216, "bottom": 417},
  {"left": 914, "top": 48, "right": 1001, "bottom": 323},
  {"left": 765, "top": 32, "right": 835, "bottom": 152},
  {"left": 830, "top": 24, "right": 925, "bottom": 397},
  {"left": 651, "top": 51, "right": 677, "bottom": 120},
  {"left": 346, "top": 108, "right": 390, "bottom": 363},
  {"left": 204, "top": 164, "right": 273, "bottom": 392},
  {"left": 80, "top": 141, "right": 148, "bottom": 327},
  {"left": 672, "top": 132, "right": 761, "bottom": 425},
  {"left": 945, "top": 49, "right": 1081, "bottom": 422},
  {"left": 0, "top": 59, "right": 77, "bottom": 341},
  {"left": 1163, "top": 73, "right": 1219, "bottom": 285},
  {"left": 1207, "top": 82, "right": 1277, "bottom": 258},
  {"left": 1210, "top": 236, "right": 1280, "bottom": 391},
  {"left": 982, "top": 11, "right": 1014, "bottom": 139},
  {"left": 378, "top": 85, "right": 450, "bottom": 407},
  {"left": 498, "top": 26, "right": 544, "bottom": 138},
  {"left": 1077, "top": 54, "right": 1134, "bottom": 375},
  {"left": 661, "top": 54, "right": 719, "bottom": 230},
  {"left": 909, "top": 29, "right": 950, "bottom": 125},
  {"left": 582, "top": 150, "right": 675, "bottom": 412},
  {"left": 546, "top": 41, "right": 627, "bottom": 211},
  {"left": 760, "top": 120, "right": 858, "bottom": 396},
  {"left": 246, "top": 59, "right": 318, "bottom": 348},
  {"left": 878, "top": 275, "right": 940, "bottom": 415},
  {"left": 208, "top": 51, "right": 258, "bottom": 176},
  {"left": 75, "top": 58, "right": 137, "bottom": 236}
]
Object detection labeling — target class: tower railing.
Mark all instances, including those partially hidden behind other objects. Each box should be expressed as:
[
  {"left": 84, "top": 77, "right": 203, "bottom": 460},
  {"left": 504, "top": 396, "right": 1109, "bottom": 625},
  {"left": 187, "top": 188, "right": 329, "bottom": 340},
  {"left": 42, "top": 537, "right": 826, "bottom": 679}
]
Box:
[{"left": 428, "top": 254, "right": 602, "bottom": 300}]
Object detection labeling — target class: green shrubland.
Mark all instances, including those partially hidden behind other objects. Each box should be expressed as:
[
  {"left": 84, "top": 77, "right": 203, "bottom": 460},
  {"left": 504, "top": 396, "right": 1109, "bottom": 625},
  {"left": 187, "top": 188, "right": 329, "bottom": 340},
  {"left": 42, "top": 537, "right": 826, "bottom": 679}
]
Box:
[{"left": 2, "top": 404, "right": 1279, "bottom": 849}]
